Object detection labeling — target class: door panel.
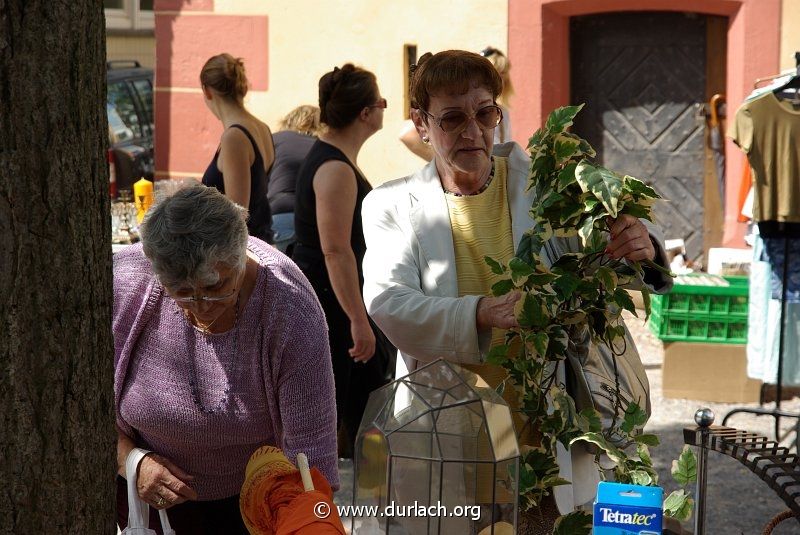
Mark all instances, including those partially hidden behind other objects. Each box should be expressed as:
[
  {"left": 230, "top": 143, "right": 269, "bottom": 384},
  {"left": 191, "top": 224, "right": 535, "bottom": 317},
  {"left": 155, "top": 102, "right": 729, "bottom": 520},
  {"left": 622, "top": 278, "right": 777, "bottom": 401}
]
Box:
[{"left": 571, "top": 12, "right": 707, "bottom": 260}]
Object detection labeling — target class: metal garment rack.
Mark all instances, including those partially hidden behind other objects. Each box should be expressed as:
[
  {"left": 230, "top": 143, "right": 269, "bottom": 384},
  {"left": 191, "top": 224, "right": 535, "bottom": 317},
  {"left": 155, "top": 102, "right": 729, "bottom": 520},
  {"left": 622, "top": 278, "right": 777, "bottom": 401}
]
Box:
[
  {"left": 723, "top": 53, "right": 800, "bottom": 445},
  {"left": 723, "top": 228, "right": 800, "bottom": 444}
]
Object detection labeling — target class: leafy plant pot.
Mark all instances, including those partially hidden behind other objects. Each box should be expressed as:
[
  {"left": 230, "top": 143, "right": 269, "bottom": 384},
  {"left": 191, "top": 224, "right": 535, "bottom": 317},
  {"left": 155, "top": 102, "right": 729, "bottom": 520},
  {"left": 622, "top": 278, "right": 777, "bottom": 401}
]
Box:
[{"left": 517, "top": 495, "right": 561, "bottom": 535}]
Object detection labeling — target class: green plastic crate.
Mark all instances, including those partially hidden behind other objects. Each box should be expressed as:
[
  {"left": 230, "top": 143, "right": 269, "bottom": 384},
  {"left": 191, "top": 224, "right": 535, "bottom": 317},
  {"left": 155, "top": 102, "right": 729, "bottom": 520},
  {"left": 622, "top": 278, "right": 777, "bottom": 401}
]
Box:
[{"left": 649, "top": 274, "right": 749, "bottom": 344}]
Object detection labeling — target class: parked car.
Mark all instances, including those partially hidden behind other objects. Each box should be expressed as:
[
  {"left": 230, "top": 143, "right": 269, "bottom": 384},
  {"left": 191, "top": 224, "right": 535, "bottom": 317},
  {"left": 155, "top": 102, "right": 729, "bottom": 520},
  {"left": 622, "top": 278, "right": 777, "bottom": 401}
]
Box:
[{"left": 107, "top": 60, "right": 154, "bottom": 197}]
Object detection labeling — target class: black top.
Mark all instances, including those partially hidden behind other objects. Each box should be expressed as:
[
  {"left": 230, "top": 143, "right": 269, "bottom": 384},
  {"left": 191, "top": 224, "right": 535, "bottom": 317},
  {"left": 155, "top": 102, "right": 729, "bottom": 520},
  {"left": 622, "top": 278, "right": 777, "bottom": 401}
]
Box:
[
  {"left": 267, "top": 131, "right": 317, "bottom": 215},
  {"left": 201, "top": 124, "right": 274, "bottom": 243},
  {"left": 292, "top": 139, "right": 372, "bottom": 284}
]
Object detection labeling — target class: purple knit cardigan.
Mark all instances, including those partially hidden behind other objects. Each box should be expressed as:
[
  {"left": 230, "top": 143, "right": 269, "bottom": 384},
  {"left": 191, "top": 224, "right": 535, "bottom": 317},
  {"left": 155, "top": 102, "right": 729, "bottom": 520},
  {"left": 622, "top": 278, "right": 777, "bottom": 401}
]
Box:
[{"left": 113, "top": 238, "right": 339, "bottom": 499}]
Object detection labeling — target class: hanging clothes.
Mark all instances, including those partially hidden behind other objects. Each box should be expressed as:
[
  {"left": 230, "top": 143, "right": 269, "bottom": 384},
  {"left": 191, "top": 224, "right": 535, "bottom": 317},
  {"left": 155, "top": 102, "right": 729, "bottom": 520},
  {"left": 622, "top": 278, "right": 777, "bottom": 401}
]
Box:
[{"left": 729, "top": 81, "right": 800, "bottom": 385}]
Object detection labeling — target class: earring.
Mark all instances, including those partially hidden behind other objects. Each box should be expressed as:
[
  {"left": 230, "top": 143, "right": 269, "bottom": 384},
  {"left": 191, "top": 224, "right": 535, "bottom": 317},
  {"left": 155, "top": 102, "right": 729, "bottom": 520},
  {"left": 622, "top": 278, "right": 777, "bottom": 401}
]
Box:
[{"left": 422, "top": 136, "right": 430, "bottom": 144}]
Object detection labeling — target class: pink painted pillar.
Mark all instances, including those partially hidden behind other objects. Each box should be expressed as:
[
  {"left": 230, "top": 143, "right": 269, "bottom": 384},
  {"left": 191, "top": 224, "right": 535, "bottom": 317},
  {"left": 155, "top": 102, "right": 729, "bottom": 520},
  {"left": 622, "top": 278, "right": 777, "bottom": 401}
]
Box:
[{"left": 153, "top": 0, "right": 269, "bottom": 179}]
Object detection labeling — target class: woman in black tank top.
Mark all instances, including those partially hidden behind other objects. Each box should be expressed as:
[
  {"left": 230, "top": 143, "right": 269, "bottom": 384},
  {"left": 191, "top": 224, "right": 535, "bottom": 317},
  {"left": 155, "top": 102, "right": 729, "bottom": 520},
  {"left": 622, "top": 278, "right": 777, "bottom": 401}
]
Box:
[
  {"left": 200, "top": 53, "right": 274, "bottom": 243},
  {"left": 293, "top": 64, "right": 394, "bottom": 456}
]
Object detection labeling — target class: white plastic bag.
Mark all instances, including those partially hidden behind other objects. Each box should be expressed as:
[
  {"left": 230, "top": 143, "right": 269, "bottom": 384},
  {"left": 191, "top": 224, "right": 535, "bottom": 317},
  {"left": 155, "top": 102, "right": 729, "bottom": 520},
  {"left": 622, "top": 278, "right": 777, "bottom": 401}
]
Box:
[{"left": 120, "top": 448, "right": 176, "bottom": 535}]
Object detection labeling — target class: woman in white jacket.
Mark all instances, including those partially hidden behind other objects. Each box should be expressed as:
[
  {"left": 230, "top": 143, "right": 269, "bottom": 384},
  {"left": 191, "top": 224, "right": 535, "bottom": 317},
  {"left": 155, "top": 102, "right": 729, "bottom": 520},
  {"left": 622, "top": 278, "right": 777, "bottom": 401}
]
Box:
[{"left": 361, "top": 50, "right": 672, "bottom": 520}]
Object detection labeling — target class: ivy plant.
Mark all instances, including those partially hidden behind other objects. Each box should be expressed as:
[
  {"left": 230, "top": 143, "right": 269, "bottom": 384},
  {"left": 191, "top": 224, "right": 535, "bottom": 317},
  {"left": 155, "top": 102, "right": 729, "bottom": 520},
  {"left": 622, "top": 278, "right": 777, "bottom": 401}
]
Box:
[{"left": 486, "top": 104, "right": 695, "bottom": 533}]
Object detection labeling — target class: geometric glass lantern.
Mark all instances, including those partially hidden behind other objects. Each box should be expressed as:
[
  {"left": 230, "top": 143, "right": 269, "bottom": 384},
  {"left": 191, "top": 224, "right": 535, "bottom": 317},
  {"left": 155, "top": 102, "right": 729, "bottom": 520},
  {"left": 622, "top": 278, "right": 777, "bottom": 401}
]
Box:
[{"left": 351, "top": 359, "right": 520, "bottom": 534}]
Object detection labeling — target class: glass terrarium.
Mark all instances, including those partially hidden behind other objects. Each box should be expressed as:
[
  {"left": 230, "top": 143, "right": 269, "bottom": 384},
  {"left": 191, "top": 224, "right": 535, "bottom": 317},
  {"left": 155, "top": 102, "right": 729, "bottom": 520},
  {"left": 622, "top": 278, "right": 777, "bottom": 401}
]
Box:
[{"left": 351, "top": 359, "right": 520, "bottom": 534}]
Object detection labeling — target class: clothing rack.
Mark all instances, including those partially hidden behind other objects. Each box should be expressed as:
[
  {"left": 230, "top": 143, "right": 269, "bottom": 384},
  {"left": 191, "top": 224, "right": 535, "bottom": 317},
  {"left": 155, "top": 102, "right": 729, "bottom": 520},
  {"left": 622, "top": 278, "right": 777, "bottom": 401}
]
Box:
[{"left": 722, "top": 52, "right": 800, "bottom": 447}]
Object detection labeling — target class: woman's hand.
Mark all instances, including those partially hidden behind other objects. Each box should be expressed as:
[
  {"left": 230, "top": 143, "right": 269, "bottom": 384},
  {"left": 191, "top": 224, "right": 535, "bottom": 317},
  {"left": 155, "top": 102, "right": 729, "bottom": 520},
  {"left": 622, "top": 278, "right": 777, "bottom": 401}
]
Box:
[
  {"left": 349, "top": 318, "right": 376, "bottom": 363},
  {"left": 136, "top": 453, "right": 198, "bottom": 509},
  {"left": 605, "top": 214, "right": 655, "bottom": 262},
  {"left": 476, "top": 292, "right": 522, "bottom": 331}
]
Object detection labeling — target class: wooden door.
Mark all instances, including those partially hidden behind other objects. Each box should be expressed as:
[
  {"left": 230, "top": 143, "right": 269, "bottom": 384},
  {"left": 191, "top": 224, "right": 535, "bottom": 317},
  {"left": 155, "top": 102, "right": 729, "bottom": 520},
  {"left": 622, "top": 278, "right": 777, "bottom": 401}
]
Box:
[{"left": 571, "top": 12, "right": 708, "bottom": 260}]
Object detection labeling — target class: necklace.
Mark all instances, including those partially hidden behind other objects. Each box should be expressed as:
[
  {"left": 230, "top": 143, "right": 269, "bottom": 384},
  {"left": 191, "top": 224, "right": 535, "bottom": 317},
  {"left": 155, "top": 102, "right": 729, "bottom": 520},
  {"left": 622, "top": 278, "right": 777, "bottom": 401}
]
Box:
[
  {"left": 184, "top": 294, "right": 240, "bottom": 415},
  {"left": 443, "top": 157, "right": 495, "bottom": 197}
]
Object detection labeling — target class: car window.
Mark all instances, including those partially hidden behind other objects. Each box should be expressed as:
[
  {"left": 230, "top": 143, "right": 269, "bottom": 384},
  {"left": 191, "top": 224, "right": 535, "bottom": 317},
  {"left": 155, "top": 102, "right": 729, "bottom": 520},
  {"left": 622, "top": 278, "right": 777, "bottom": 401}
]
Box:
[
  {"left": 131, "top": 79, "right": 154, "bottom": 135},
  {"left": 107, "top": 102, "right": 134, "bottom": 144},
  {"left": 108, "top": 81, "right": 143, "bottom": 139}
]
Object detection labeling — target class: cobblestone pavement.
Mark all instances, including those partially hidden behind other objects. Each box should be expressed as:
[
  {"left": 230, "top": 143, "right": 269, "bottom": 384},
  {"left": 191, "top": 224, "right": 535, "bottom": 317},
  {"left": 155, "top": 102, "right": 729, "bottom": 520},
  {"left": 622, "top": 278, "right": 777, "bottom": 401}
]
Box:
[
  {"left": 627, "top": 310, "right": 800, "bottom": 535},
  {"left": 336, "top": 311, "right": 800, "bottom": 534}
]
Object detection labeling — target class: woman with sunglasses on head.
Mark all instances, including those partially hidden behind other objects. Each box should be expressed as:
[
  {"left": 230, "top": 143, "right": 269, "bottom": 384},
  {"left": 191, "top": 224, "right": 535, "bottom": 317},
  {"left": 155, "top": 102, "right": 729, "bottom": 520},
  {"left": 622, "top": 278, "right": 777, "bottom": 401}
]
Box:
[
  {"left": 114, "top": 184, "right": 337, "bottom": 534},
  {"left": 361, "top": 50, "right": 672, "bottom": 526},
  {"left": 292, "top": 63, "right": 393, "bottom": 458}
]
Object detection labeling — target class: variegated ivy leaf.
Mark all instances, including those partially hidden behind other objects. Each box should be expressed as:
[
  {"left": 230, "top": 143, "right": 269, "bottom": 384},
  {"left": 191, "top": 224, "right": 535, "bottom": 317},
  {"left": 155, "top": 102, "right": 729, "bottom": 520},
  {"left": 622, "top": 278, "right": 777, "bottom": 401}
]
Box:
[
  {"left": 664, "top": 490, "right": 694, "bottom": 521},
  {"left": 509, "top": 257, "right": 535, "bottom": 286},
  {"left": 634, "top": 433, "right": 660, "bottom": 447},
  {"left": 571, "top": 432, "right": 627, "bottom": 465},
  {"left": 577, "top": 407, "right": 603, "bottom": 433},
  {"left": 613, "top": 287, "right": 637, "bottom": 315},
  {"left": 517, "top": 292, "right": 550, "bottom": 328},
  {"left": 485, "top": 344, "right": 509, "bottom": 365},
  {"left": 491, "top": 278, "right": 514, "bottom": 296},
  {"left": 671, "top": 445, "right": 697, "bottom": 485},
  {"left": 642, "top": 288, "right": 652, "bottom": 320},
  {"left": 629, "top": 469, "right": 654, "bottom": 486},
  {"left": 575, "top": 161, "right": 624, "bottom": 217},
  {"left": 578, "top": 213, "right": 601, "bottom": 247},
  {"left": 545, "top": 104, "right": 584, "bottom": 134},
  {"left": 553, "top": 133, "right": 582, "bottom": 166},
  {"left": 559, "top": 202, "right": 585, "bottom": 226},
  {"left": 623, "top": 175, "right": 661, "bottom": 199},
  {"left": 637, "top": 443, "right": 652, "bottom": 465}
]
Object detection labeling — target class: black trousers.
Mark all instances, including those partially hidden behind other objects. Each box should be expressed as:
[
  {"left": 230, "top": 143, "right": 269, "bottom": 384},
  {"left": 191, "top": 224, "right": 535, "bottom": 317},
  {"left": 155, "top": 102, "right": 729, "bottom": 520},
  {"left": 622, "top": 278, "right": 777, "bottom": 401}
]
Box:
[{"left": 116, "top": 476, "right": 249, "bottom": 535}]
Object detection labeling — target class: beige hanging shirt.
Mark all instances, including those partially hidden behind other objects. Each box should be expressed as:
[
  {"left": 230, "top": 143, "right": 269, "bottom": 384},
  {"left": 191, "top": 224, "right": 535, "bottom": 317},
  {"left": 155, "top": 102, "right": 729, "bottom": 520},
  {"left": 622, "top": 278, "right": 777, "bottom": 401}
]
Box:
[{"left": 728, "top": 92, "right": 800, "bottom": 223}]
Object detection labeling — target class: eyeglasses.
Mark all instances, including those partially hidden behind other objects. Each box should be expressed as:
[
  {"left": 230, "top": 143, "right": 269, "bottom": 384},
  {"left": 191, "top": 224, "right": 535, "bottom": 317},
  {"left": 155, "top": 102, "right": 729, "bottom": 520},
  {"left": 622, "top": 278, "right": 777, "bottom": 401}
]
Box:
[
  {"left": 368, "top": 98, "right": 387, "bottom": 109},
  {"left": 171, "top": 287, "right": 238, "bottom": 303},
  {"left": 168, "top": 274, "right": 240, "bottom": 303},
  {"left": 420, "top": 104, "right": 503, "bottom": 135}
]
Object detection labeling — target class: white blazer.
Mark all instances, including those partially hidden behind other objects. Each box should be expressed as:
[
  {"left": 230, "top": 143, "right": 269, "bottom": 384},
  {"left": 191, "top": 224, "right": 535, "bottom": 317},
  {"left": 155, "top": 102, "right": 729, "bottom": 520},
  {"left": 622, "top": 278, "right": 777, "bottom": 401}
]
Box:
[{"left": 361, "top": 142, "right": 670, "bottom": 512}]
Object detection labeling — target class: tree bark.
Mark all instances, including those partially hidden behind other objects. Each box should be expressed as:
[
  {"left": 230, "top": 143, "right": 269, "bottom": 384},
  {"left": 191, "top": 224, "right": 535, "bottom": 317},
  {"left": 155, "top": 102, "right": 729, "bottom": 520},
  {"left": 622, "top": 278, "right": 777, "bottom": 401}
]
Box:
[{"left": 0, "top": 2, "right": 115, "bottom": 533}]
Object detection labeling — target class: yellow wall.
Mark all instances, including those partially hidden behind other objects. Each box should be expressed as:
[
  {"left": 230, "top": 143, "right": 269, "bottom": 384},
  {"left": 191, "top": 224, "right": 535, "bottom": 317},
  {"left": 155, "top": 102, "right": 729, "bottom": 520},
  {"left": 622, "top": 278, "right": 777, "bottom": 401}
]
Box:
[
  {"left": 780, "top": 0, "right": 800, "bottom": 71},
  {"left": 215, "top": 0, "right": 508, "bottom": 184},
  {"left": 107, "top": 34, "right": 156, "bottom": 69}
]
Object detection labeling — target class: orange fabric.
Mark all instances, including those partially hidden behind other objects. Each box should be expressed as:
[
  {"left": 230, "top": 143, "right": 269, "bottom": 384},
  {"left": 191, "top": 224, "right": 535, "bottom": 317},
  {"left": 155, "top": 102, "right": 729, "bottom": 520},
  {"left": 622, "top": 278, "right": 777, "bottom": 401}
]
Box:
[
  {"left": 240, "top": 446, "right": 345, "bottom": 535},
  {"left": 737, "top": 162, "right": 753, "bottom": 222}
]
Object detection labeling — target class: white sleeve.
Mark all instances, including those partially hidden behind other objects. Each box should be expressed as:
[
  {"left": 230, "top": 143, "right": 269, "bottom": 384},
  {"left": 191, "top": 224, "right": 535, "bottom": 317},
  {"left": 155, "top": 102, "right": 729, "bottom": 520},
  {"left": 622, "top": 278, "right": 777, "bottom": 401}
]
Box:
[{"left": 361, "top": 188, "right": 487, "bottom": 365}]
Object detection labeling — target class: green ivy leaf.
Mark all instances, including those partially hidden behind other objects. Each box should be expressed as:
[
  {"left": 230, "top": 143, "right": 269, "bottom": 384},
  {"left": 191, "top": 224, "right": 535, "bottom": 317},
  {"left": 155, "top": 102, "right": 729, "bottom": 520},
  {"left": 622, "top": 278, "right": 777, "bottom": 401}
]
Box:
[
  {"left": 486, "top": 344, "right": 509, "bottom": 365},
  {"left": 671, "top": 445, "right": 697, "bottom": 486},
  {"left": 595, "top": 266, "right": 618, "bottom": 292},
  {"left": 642, "top": 288, "right": 652, "bottom": 320},
  {"left": 553, "top": 511, "right": 592, "bottom": 535},
  {"left": 578, "top": 408, "right": 602, "bottom": 432},
  {"left": 509, "top": 257, "right": 535, "bottom": 286},
  {"left": 553, "top": 272, "right": 581, "bottom": 299},
  {"left": 634, "top": 434, "right": 660, "bottom": 447},
  {"left": 575, "top": 161, "right": 624, "bottom": 217},
  {"left": 545, "top": 104, "right": 584, "bottom": 134},
  {"left": 485, "top": 255, "right": 506, "bottom": 276},
  {"left": 491, "top": 278, "right": 514, "bottom": 297},
  {"left": 621, "top": 402, "right": 649, "bottom": 433},
  {"left": 556, "top": 162, "right": 578, "bottom": 193},
  {"left": 664, "top": 489, "right": 694, "bottom": 521}
]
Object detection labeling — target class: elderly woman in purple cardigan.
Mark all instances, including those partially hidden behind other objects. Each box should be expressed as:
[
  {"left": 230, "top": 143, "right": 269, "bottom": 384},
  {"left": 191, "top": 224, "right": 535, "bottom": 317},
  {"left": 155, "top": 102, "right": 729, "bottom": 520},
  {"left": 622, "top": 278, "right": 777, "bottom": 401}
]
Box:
[{"left": 113, "top": 184, "right": 337, "bottom": 534}]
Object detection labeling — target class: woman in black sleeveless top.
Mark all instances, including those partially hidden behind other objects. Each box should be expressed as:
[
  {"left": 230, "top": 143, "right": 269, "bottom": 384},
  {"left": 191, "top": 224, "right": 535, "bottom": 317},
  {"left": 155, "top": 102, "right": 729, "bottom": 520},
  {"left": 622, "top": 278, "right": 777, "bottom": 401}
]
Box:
[
  {"left": 294, "top": 64, "right": 393, "bottom": 456},
  {"left": 200, "top": 53, "right": 274, "bottom": 243}
]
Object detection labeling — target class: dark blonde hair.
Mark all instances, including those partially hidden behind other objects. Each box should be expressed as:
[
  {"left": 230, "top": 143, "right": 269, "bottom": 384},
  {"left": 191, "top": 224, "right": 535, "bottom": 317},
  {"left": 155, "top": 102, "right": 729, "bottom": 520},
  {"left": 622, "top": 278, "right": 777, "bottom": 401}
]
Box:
[
  {"left": 409, "top": 50, "right": 503, "bottom": 112},
  {"left": 318, "top": 63, "right": 378, "bottom": 129},
  {"left": 200, "top": 53, "right": 248, "bottom": 102},
  {"left": 481, "top": 46, "right": 514, "bottom": 106},
  {"left": 278, "top": 105, "right": 321, "bottom": 135}
]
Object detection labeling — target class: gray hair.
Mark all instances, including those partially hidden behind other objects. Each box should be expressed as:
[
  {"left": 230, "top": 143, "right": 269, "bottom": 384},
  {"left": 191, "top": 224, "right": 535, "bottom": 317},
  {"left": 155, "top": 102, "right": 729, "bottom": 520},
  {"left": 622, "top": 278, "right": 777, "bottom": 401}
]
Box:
[{"left": 139, "top": 183, "right": 249, "bottom": 290}]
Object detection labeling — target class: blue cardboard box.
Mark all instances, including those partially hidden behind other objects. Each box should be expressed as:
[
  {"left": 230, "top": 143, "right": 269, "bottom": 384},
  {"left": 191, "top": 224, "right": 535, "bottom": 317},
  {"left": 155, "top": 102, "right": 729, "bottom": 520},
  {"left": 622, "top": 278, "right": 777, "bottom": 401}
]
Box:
[{"left": 593, "top": 481, "right": 663, "bottom": 534}]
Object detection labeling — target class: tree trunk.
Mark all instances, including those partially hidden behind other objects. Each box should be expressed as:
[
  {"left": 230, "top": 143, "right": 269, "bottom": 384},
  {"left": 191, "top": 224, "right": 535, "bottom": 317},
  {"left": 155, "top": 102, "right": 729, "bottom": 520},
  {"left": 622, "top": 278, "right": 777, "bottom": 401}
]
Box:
[{"left": 0, "top": 2, "right": 115, "bottom": 533}]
